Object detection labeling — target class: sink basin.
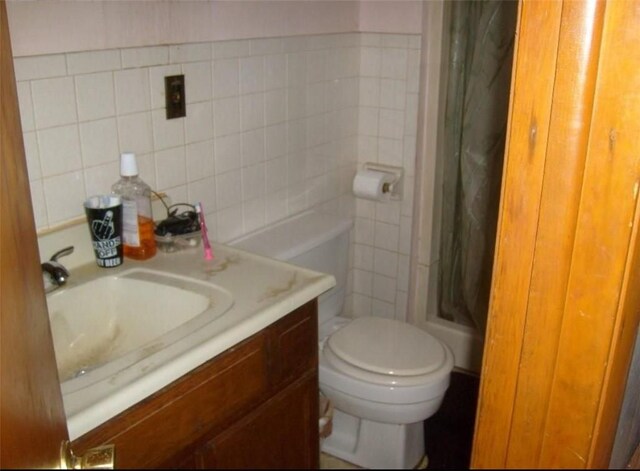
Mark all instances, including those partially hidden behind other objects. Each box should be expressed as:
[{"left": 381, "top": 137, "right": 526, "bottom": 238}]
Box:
[{"left": 46, "top": 268, "right": 234, "bottom": 387}]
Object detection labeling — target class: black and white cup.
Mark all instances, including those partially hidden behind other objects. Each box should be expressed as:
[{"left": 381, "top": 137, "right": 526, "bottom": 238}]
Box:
[{"left": 84, "top": 195, "right": 123, "bottom": 268}]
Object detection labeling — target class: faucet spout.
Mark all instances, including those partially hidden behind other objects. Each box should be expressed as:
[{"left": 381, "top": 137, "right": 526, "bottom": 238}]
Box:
[{"left": 42, "top": 246, "right": 74, "bottom": 293}]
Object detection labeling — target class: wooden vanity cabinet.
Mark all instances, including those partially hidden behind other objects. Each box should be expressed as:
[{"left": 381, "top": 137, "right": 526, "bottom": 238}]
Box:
[{"left": 71, "top": 300, "right": 319, "bottom": 469}]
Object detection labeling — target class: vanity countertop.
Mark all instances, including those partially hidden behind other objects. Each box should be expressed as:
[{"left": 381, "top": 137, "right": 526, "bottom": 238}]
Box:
[{"left": 58, "top": 243, "right": 335, "bottom": 440}]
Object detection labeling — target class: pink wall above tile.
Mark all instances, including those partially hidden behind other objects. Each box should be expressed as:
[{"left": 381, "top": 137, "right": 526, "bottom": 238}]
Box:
[
  {"left": 358, "top": 0, "right": 422, "bottom": 35},
  {"left": 7, "top": 0, "right": 422, "bottom": 57}
]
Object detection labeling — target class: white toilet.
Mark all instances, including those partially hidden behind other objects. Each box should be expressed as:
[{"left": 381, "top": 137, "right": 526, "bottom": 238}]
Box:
[{"left": 230, "top": 210, "right": 454, "bottom": 469}]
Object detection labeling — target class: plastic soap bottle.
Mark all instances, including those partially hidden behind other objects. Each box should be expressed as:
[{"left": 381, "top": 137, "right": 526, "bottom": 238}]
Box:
[{"left": 112, "top": 152, "right": 157, "bottom": 260}]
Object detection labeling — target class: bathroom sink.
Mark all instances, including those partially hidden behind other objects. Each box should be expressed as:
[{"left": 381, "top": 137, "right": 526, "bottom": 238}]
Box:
[{"left": 46, "top": 268, "right": 234, "bottom": 385}]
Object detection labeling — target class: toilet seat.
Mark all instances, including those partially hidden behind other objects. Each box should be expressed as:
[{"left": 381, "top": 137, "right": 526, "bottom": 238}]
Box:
[{"left": 324, "top": 317, "right": 450, "bottom": 387}]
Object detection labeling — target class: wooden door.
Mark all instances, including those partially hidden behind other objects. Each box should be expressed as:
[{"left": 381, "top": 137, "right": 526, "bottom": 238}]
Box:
[
  {"left": 472, "top": 0, "right": 640, "bottom": 468},
  {"left": 0, "top": 0, "right": 70, "bottom": 467}
]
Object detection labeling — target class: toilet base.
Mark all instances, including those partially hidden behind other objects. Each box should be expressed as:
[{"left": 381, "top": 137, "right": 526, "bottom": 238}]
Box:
[{"left": 321, "top": 408, "right": 425, "bottom": 469}]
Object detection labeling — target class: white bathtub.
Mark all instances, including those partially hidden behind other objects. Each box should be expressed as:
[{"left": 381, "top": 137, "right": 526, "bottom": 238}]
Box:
[{"left": 424, "top": 316, "right": 484, "bottom": 374}]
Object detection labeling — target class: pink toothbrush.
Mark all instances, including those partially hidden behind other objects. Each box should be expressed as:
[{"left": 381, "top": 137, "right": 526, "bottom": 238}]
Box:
[{"left": 195, "top": 202, "right": 213, "bottom": 261}]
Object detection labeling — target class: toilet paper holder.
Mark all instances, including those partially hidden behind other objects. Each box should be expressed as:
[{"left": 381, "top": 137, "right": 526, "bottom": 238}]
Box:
[{"left": 362, "top": 162, "right": 404, "bottom": 201}]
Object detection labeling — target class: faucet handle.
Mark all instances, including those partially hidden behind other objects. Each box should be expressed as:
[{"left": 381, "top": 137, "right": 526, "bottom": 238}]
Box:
[{"left": 50, "top": 246, "right": 74, "bottom": 262}]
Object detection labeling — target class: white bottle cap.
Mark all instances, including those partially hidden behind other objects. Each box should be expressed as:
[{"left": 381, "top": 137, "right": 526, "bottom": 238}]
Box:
[{"left": 120, "top": 152, "right": 138, "bottom": 177}]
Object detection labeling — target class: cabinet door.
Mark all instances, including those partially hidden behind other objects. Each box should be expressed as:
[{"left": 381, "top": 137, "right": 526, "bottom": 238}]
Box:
[{"left": 197, "top": 373, "right": 319, "bottom": 469}]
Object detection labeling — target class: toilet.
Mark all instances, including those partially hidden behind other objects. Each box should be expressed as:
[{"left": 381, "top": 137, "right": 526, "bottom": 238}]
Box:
[{"left": 230, "top": 210, "right": 454, "bottom": 469}]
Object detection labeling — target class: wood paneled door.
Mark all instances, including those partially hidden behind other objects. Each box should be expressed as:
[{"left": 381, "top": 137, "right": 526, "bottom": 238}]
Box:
[
  {"left": 472, "top": 0, "right": 640, "bottom": 468},
  {"left": 0, "top": 0, "right": 71, "bottom": 467}
]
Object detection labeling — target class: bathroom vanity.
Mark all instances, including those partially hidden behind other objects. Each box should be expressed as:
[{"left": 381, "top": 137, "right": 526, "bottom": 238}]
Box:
[
  {"left": 42, "top": 238, "right": 335, "bottom": 469},
  {"left": 71, "top": 300, "right": 319, "bottom": 468}
]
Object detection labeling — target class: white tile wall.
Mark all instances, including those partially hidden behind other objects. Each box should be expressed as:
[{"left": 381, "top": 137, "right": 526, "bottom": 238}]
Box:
[
  {"left": 18, "top": 32, "right": 421, "bottom": 322},
  {"left": 348, "top": 32, "right": 421, "bottom": 322}
]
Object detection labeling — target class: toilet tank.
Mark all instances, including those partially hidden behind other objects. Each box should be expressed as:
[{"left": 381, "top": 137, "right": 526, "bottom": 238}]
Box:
[{"left": 229, "top": 211, "right": 353, "bottom": 325}]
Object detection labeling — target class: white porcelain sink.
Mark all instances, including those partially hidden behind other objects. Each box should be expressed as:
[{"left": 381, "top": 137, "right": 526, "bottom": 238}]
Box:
[{"left": 46, "top": 268, "right": 234, "bottom": 388}]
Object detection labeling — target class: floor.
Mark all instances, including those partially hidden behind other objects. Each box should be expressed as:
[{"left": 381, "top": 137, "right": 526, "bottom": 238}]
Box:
[
  {"left": 320, "top": 370, "right": 480, "bottom": 469},
  {"left": 424, "top": 371, "right": 480, "bottom": 469}
]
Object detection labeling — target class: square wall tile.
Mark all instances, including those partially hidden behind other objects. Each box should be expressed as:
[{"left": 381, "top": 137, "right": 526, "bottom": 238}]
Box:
[
  {"left": 353, "top": 269, "right": 373, "bottom": 296},
  {"left": 213, "top": 58, "right": 239, "bottom": 98},
  {"left": 155, "top": 146, "right": 187, "bottom": 190},
  {"left": 185, "top": 102, "right": 213, "bottom": 144},
  {"left": 152, "top": 108, "right": 185, "bottom": 150},
  {"left": 380, "top": 48, "right": 408, "bottom": 80},
  {"left": 79, "top": 118, "right": 119, "bottom": 167},
  {"left": 374, "top": 220, "right": 400, "bottom": 252},
  {"left": 214, "top": 133, "right": 241, "bottom": 174},
  {"left": 115, "top": 68, "right": 151, "bottom": 115},
  {"left": 42, "top": 171, "right": 86, "bottom": 225},
  {"left": 240, "top": 56, "right": 264, "bottom": 94},
  {"left": 217, "top": 203, "right": 244, "bottom": 242},
  {"left": 183, "top": 61, "right": 213, "bottom": 103},
  {"left": 379, "top": 109, "right": 404, "bottom": 139},
  {"left": 84, "top": 161, "right": 119, "bottom": 197},
  {"left": 75, "top": 72, "right": 116, "bottom": 121},
  {"left": 37, "top": 125, "right": 82, "bottom": 177},
  {"left": 265, "top": 123, "right": 287, "bottom": 160},
  {"left": 265, "top": 89, "right": 286, "bottom": 126},
  {"left": 266, "top": 189, "right": 288, "bottom": 224},
  {"left": 31, "top": 77, "right": 77, "bottom": 129},
  {"left": 213, "top": 97, "right": 240, "bottom": 137},
  {"left": 379, "top": 79, "right": 407, "bottom": 110},
  {"left": 241, "top": 163, "right": 266, "bottom": 201},
  {"left": 373, "top": 273, "right": 396, "bottom": 303},
  {"left": 241, "top": 128, "right": 265, "bottom": 167},
  {"left": 354, "top": 216, "right": 374, "bottom": 246},
  {"left": 372, "top": 299, "right": 395, "bottom": 319},
  {"left": 265, "top": 156, "right": 287, "bottom": 193},
  {"left": 352, "top": 293, "right": 372, "bottom": 318},
  {"left": 243, "top": 197, "right": 266, "bottom": 233},
  {"left": 188, "top": 175, "right": 216, "bottom": 211},
  {"left": 373, "top": 248, "right": 398, "bottom": 278},
  {"left": 360, "top": 47, "right": 382, "bottom": 77},
  {"left": 354, "top": 243, "right": 374, "bottom": 271},
  {"left": 186, "top": 139, "right": 215, "bottom": 181},
  {"left": 240, "top": 93, "right": 265, "bottom": 132},
  {"left": 216, "top": 169, "right": 242, "bottom": 210},
  {"left": 118, "top": 112, "right": 153, "bottom": 155},
  {"left": 265, "top": 54, "right": 286, "bottom": 90}
]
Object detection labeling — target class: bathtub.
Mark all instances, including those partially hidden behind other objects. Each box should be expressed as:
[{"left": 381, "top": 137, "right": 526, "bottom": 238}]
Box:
[{"left": 424, "top": 316, "right": 484, "bottom": 374}]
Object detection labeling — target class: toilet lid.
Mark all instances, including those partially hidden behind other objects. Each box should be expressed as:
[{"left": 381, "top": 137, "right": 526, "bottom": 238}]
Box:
[{"left": 326, "top": 317, "right": 447, "bottom": 377}]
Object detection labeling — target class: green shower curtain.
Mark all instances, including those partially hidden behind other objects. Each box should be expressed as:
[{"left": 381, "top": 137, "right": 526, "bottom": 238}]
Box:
[{"left": 438, "top": 0, "right": 517, "bottom": 334}]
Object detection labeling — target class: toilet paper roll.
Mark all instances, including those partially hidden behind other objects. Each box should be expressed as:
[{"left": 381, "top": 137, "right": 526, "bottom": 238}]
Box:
[{"left": 352, "top": 169, "right": 395, "bottom": 201}]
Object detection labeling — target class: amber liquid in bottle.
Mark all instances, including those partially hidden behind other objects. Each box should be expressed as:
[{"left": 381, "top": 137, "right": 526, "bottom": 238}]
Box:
[{"left": 123, "top": 215, "right": 157, "bottom": 260}]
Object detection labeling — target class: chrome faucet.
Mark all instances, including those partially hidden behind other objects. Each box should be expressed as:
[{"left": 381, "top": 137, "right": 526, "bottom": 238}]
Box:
[{"left": 42, "top": 246, "right": 74, "bottom": 293}]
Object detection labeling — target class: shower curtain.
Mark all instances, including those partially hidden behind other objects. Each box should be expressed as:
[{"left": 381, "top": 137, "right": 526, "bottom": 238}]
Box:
[{"left": 438, "top": 0, "right": 517, "bottom": 334}]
